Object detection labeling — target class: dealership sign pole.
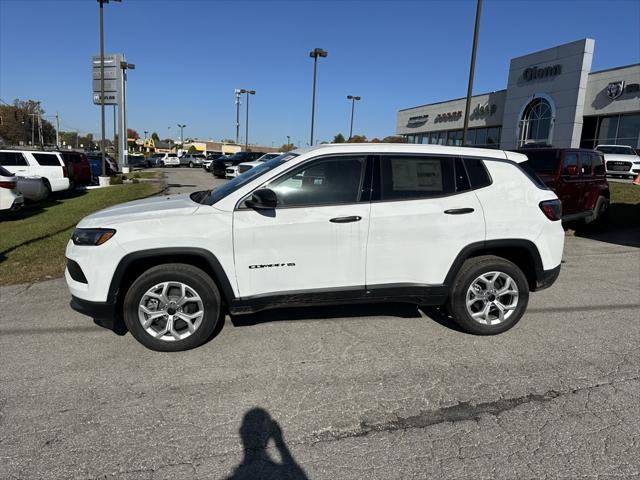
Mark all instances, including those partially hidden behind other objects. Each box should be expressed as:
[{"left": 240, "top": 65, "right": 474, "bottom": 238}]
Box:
[{"left": 462, "top": 0, "right": 482, "bottom": 146}]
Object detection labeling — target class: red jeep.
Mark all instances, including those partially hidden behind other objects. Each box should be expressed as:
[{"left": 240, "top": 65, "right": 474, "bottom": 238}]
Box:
[{"left": 517, "top": 148, "right": 609, "bottom": 225}]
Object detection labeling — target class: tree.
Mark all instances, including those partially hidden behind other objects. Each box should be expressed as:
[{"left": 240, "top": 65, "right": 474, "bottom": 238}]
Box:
[
  {"left": 370, "top": 138, "right": 381, "bottom": 143},
  {"left": 0, "top": 99, "right": 56, "bottom": 146},
  {"left": 382, "top": 135, "right": 406, "bottom": 143},
  {"left": 348, "top": 134, "right": 367, "bottom": 143},
  {"left": 151, "top": 132, "right": 160, "bottom": 141},
  {"left": 332, "top": 133, "right": 346, "bottom": 143},
  {"left": 280, "top": 143, "right": 295, "bottom": 152},
  {"left": 188, "top": 145, "right": 199, "bottom": 154},
  {"left": 127, "top": 128, "right": 140, "bottom": 140}
]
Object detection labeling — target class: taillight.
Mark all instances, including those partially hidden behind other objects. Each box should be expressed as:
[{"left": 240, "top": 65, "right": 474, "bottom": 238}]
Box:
[
  {"left": 539, "top": 199, "right": 562, "bottom": 221},
  {"left": 62, "top": 166, "right": 69, "bottom": 177},
  {"left": 0, "top": 180, "right": 17, "bottom": 189}
]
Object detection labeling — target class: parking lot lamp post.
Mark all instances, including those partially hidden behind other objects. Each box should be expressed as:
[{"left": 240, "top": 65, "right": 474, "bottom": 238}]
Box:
[
  {"left": 462, "top": 0, "right": 482, "bottom": 146},
  {"left": 177, "top": 124, "right": 186, "bottom": 152},
  {"left": 239, "top": 89, "right": 255, "bottom": 151},
  {"left": 309, "top": 48, "right": 327, "bottom": 146},
  {"left": 346, "top": 95, "right": 361, "bottom": 140},
  {"left": 286, "top": 135, "right": 290, "bottom": 148},
  {"left": 234, "top": 89, "right": 241, "bottom": 144}
]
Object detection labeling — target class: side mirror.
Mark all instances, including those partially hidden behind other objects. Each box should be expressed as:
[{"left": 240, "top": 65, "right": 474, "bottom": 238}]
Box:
[{"left": 245, "top": 188, "right": 277, "bottom": 209}]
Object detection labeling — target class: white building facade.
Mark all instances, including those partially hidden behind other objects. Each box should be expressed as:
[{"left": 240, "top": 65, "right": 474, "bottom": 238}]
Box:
[{"left": 397, "top": 39, "right": 640, "bottom": 150}]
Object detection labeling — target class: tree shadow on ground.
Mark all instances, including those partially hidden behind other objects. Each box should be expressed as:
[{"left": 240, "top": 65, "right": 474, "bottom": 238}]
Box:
[{"left": 227, "top": 408, "right": 309, "bottom": 480}]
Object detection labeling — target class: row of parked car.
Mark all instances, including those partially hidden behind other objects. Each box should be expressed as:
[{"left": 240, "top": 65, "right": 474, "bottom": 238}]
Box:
[{"left": 0, "top": 149, "right": 124, "bottom": 213}]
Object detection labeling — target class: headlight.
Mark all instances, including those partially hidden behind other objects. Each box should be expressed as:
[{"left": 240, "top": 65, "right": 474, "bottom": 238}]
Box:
[{"left": 72, "top": 228, "right": 116, "bottom": 246}]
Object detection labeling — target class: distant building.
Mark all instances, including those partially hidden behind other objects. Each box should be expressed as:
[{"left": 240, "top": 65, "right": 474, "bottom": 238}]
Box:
[
  {"left": 183, "top": 140, "right": 281, "bottom": 155},
  {"left": 142, "top": 138, "right": 175, "bottom": 153},
  {"left": 397, "top": 38, "right": 640, "bottom": 150}
]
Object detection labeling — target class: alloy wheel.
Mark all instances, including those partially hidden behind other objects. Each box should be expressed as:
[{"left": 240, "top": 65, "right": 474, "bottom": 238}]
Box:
[
  {"left": 138, "top": 281, "right": 204, "bottom": 341},
  {"left": 465, "top": 271, "right": 519, "bottom": 325}
]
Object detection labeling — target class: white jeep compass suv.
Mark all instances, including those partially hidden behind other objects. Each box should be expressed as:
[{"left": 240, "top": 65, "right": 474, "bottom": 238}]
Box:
[{"left": 66, "top": 144, "right": 564, "bottom": 351}]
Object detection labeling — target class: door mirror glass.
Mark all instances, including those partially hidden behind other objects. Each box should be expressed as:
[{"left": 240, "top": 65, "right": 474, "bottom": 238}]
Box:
[{"left": 245, "top": 188, "right": 277, "bottom": 209}]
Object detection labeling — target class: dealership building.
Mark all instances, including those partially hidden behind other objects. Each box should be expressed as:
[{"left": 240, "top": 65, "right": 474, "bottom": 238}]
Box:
[{"left": 396, "top": 39, "right": 640, "bottom": 150}]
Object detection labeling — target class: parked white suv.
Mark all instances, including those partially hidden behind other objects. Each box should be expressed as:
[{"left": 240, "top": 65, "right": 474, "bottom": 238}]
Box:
[
  {"left": 156, "top": 153, "right": 180, "bottom": 167},
  {"left": 595, "top": 145, "right": 640, "bottom": 178},
  {"left": 66, "top": 144, "right": 564, "bottom": 351},
  {"left": 0, "top": 150, "right": 70, "bottom": 194}
]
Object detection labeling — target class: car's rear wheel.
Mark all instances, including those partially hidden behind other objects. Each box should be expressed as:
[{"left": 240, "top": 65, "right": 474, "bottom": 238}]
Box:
[
  {"left": 448, "top": 255, "right": 529, "bottom": 335},
  {"left": 188, "top": 161, "right": 194, "bottom": 168},
  {"left": 43, "top": 179, "right": 52, "bottom": 199},
  {"left": 123, "top": 264, "right": 222, "bottom": 351}
]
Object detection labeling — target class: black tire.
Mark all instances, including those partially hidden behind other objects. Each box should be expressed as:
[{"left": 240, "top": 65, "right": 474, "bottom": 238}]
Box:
[
  {"left": 123, "top": 263, "right": 222, "bottom": 351},
  {"left": 43, "top": 179, "right": 52, "bottom": 199},
  {"left": 160, "top": 161, "right": 165, "bottom": 168},
  {"left": 448, "top": 255, "right": 529, "bottom": 335}
]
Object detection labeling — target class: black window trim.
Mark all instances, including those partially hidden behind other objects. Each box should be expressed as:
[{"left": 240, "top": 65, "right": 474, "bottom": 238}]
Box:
[
  {"left": 235, "top": 153, "right": 373, "bottom": 211},
  {"left": 370, "top": 153, "right": 494, "bottom": 204}
]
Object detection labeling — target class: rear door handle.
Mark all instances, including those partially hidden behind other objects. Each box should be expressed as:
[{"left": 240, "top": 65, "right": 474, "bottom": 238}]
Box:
[
  {"left": 444, "top": 208, "right": 475, "bottom": 215},
  {"left": 330, "top": 216, "right": 362, "bottom": 223}
]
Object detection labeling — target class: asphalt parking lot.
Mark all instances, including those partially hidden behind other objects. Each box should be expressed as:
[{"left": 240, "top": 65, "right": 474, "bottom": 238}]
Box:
[{"left": 1, "top": 167, "right": 639, "bottom": 479}]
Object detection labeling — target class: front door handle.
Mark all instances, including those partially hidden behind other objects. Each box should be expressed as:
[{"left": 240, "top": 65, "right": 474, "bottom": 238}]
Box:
[
  {"left": 444, "top": 208, "right": 475, "bottom": 215},
  {"left": 330, "top": 216, "right": 362, "bottom": 223}
]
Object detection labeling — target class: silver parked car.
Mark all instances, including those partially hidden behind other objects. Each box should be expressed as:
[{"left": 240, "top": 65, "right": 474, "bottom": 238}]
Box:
[
  {"left": 17, "top": 175, "right": 49, "bottom": 202},
  {"left": 179, "top": 154, "right": 206, "bottom": 168}
]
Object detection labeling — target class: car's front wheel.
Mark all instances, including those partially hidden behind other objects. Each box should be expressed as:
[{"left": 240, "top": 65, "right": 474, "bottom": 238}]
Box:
[
  {"left": 448, "top": 255, "right": 529, "bottom": 335},
  {"left": 123, "top": 264, "right": 222, "bottom": 351}
]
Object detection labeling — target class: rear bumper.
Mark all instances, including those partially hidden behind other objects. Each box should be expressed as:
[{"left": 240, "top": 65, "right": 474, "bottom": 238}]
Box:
[{"left": 535, "top": 264, "right": 561, "bottom": 291}]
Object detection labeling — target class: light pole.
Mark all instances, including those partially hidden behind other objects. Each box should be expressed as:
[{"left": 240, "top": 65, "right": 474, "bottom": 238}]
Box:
[
  {"left": 120, "top": 61, "right": 134, "bottom": 164},
  {"left": 309, "top": 47, "right": 327, "bottom": 146},
  {"left": 346, "top": 95, "right": 361, "bottom": 140},
  {"left": 462, "top": 0, "right": 482, "bottom": 146},
  {"left": 286, "top": 135, "right": 290, "bottom": 148},
  {"left": 234, "top": 89, "right": 241, "bottom": 144},
  {"left": 177, "top": 124, "right": 186, "bottom": 152},
  {"left": 239, "top": 89, "right": 255, "bottom": 151},
  {"left": 97, "top": 0, "right": 121, "bottom": 177}
]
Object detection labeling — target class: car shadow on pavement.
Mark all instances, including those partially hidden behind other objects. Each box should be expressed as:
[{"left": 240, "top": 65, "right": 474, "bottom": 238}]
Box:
[
  {"left": 227, "top": 408, "right": 309, "bottom": 480},
  {"left": 231, "top": 302, "right": 466, "bottom": 333}
]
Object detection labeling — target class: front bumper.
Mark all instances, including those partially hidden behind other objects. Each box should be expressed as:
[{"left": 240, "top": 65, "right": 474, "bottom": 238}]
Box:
[
  {"left": 70, "top": 295, "right": 115, "bottom": 317},
  {"left": 535, "top": 264, "right": 561, "bottom": 291}
]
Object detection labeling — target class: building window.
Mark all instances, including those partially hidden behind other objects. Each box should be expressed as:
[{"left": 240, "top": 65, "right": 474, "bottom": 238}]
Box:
[
  {"left": 595, "top": 114, "right": 640, "bottom": 148},
  {"left": 519, "top": 97, "right": 553, "bottom": 147}
]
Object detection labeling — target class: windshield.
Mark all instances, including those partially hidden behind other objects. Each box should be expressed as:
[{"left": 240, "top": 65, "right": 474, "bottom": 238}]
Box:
[
  {"left": 192, "top": 153, "right": 298, "bottom": 205},
  {"left": 596, "top": 145, "right": 636, "bottom": 155}
]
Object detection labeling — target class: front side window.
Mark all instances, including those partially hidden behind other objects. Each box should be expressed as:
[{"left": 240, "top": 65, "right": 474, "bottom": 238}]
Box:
[
  {"left": 33, "top": 153, "right": 61, "bottom": 166},
  {"left": 379, "top": 155, "right": 455, "bottom": 200},
  {"left": 268, "top": 156, "right": 366, "bottom": 207},
  {"left": 562, "top": 153, "right": 579, "bottom": 176}
]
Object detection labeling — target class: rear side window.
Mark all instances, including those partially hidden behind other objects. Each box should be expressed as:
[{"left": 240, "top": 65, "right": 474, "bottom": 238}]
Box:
[
  {"left": 0, "top": 165, "right": 14, "bottom": 176},
  {"left": 0, "top": 151, "right": 28, "bottom": 166},
  {"left": 463, "top": 157, "right": 491, "bottom": 189},
  {"left": 593, "top": 153, "right": 605, "bottom": 175},
  {"left": 33, "top": 153, "right": 62, "bottom": 166},
  {"left": 379, "top": 155, "right": 455, "bottom": 200},
  {"left": 580, "top": 153, "right": 592, "bottom": 176}
]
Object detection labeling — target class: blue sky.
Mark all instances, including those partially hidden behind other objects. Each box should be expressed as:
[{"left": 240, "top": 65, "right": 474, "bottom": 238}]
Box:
[{"left": 1, "top": 0, "right": 639, "bottom": 147}]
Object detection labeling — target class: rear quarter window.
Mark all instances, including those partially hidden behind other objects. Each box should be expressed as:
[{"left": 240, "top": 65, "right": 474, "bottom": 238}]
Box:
[
  {"left": 463, "top": 157, "right": 491, "bottom": 189},
  {"left": 33, "top": 153, "right": 62, "bottom": 166},
  {"left": 518, "top": 161, "right": 550, "bottom": 190}
]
